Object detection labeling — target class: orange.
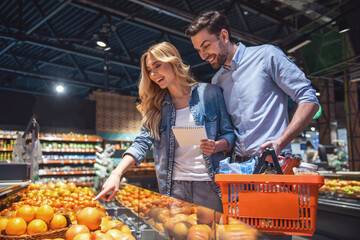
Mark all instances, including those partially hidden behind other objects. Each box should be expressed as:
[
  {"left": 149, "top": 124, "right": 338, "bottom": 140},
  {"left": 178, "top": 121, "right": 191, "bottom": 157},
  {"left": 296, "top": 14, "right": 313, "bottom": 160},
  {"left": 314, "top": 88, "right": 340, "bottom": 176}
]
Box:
[
  {"left": 0, "top": 218, "right": 9, "bottom": 233},
  {"left": 73, "top": 233, "right": 91, "bottom": 240},
  {"left": 77, "top": 207, "right": 102, "bottom": 230},
  {"left": 65, "top": 225, "right": 90, "bottom": 240},
  {"left": 27, "top": 219, "right": 47, "bottom": 235},
  {"left": 16, "top": 205, "right": 35, "bottom": 223},
  {"left": 105, "top": 229, "right": 123, "bottom": 239},
  {"left": 35, "top": 205, "right": 54, "bottom": 224},
  {"left": 49, "top": 214, "right": 67, "bottom": 230},
  {"left": 120, "top": 224, "right": 131, "bottom": 234},
  {"left": 5, "top": 217, "right": 27, "bottom": 236}
]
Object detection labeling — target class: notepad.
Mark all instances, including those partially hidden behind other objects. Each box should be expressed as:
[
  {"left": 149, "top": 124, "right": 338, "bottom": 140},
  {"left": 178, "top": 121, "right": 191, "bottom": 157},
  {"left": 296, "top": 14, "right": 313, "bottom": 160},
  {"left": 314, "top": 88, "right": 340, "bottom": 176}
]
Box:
[{"left": 172, "top": 126, "right": 208, "bottom": 147}]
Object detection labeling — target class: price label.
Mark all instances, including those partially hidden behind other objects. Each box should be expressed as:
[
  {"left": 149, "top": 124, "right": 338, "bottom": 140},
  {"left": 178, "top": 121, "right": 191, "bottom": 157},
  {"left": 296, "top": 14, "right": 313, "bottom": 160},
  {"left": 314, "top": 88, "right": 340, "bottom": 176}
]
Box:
[
  {"left": 61, "top": 160, "right": 64, "bottom": 165},
  {"left": 71, "top": 171, "right": 74, "bottom": 175},
  {"left": 85, "top": 139, "right": 88, "bottom": 142},
  {"left": 74, "top": 160, "right": 78, "bottom": 164},
  {"left": 80, "top": 160, "right": 84, "bottom": 164},
  {"left": 72, "top": 138, "right": 75, "bottom": 141}
]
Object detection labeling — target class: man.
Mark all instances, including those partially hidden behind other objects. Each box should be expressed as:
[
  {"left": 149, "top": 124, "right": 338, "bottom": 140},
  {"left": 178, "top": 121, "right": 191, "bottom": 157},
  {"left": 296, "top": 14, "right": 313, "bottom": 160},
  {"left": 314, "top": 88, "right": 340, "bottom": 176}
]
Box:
[{"left": 185, "top": 10, "right": 319, "bottom": 163}]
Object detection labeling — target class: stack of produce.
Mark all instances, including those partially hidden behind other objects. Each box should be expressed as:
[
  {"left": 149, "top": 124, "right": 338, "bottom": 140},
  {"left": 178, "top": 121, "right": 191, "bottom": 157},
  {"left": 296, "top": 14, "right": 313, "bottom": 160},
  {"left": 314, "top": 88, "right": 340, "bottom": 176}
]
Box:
[
  {"left": 0, "top": 182, "right": 135, "bottom": 240},
  {"left": 116, "top": 184, "right": 259, "bottom": 240}
]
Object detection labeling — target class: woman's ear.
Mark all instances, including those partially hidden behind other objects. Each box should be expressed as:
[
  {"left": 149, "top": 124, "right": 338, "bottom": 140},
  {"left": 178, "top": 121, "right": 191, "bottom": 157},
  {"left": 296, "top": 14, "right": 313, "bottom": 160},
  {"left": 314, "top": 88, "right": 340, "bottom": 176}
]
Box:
[{"left": 220, "top": 29, "right": 229, "bottom": 43}]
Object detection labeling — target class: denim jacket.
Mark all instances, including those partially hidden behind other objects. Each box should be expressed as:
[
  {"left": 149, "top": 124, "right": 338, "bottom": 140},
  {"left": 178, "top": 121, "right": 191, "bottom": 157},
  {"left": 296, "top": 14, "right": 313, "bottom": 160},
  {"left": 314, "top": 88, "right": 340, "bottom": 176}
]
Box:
[{"left": 124, "top": 83, "right": 235, "bottom": 197}]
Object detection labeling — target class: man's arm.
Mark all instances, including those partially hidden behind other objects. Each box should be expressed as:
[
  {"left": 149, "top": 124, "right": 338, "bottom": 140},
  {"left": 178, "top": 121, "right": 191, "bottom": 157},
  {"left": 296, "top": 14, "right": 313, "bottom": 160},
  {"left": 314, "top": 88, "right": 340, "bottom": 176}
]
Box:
[{"left": 260, "top": 102, "right": 319, "bottom": 157}]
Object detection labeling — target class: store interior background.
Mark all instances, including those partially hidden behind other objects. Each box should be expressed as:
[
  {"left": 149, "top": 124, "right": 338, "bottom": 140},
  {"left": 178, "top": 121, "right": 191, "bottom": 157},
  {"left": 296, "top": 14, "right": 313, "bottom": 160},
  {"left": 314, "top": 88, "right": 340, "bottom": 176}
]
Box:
[{"left": 1, "top": 1, "right": 360, "bottom": 239}]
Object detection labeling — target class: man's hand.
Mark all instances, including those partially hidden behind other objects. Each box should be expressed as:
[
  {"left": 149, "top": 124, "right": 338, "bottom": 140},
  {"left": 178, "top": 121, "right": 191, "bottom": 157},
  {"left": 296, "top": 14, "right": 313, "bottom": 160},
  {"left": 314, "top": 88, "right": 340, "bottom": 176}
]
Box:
[
  {"left": 260, "top": 140, "right": 281, "bottom": 163},
  {"left": 200, "top": 139, "right": 216, "bottom": 155}
]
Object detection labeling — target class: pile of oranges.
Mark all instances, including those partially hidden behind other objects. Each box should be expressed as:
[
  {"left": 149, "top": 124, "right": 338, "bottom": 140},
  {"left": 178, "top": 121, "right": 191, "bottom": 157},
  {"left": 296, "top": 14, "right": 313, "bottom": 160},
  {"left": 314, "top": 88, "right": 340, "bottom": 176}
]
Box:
[
  {"left": 0, "top": 182, "right": 136, "bottom": 240},
  {"left": 0, "top": 204, "right": 67, "bottom": 236}
]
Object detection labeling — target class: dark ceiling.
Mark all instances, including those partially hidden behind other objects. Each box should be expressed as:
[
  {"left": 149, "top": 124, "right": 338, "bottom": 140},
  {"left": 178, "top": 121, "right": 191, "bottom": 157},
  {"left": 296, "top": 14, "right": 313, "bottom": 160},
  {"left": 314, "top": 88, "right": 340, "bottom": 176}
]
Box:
[{"left": 0, "top": 0, "right": 359, "bottom": 99}]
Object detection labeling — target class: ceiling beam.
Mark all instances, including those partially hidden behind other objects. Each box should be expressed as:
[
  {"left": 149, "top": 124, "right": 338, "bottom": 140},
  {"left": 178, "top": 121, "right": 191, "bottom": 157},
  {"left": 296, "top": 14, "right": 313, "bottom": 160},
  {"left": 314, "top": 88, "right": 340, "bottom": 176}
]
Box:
[
  {"left": 72, "top": 0, "right": 186, "bottom": 38},
  {"left": 0, "top": 0, "right": 71, "bottom": 56},
  {"left": 126, "top": 0, "right": 267, "bottom": 45},
  {"left": 0, "top": 33, "right": 140, "bottom": 70},
  {"left": 0, "top": 65, "right": 135, "bottom": 92}
]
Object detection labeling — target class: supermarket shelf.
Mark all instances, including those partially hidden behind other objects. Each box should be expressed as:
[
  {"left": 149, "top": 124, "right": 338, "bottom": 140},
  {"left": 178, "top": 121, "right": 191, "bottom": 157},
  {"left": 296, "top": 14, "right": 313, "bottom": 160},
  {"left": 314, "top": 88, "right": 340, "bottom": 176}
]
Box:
[
  {"left": 39, "top": 171, "right": 95, "bottom": 176},
  {"left": 41, "top": 149, "right": 98, "bottom": 153},
  {"left": 0, "top": 135, "right": 17, "bottom": 139},
  {"left": 39, "top": 159, "right": 96, "bottom": 164},
  {"left": 40, "top": 137, "right": 102, "bottom": 142},
  {"left": 0, "top": 148, "right": 13, "bottom": 151}
]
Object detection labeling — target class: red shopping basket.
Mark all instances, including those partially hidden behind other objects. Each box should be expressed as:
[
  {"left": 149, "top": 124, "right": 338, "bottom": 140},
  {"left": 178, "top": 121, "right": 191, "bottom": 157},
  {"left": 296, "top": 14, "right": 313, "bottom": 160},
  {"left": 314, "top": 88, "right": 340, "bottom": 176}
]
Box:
[{"left": 215, "top": 149, "right": 324, "bottom": 236}]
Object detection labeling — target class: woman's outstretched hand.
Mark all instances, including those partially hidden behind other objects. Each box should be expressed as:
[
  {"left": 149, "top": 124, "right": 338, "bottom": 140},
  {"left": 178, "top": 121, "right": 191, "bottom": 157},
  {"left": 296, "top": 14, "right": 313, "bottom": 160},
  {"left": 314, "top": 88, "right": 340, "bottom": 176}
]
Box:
[{"left": 93, "top": 172, "right": 122, "bottom": 201}]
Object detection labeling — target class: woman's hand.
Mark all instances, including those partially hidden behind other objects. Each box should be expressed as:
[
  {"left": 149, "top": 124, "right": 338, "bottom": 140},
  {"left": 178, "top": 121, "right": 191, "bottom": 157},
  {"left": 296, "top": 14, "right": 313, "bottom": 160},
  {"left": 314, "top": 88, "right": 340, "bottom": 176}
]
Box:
[
  {"left": 200, "top": 139, "right": 216, "bottom": 155},
  {"left": 93, "top": 172, "right": 122, "bottom": 201},
  {"left": 200, "top": 138, "right": 229, "bottom": 156}
]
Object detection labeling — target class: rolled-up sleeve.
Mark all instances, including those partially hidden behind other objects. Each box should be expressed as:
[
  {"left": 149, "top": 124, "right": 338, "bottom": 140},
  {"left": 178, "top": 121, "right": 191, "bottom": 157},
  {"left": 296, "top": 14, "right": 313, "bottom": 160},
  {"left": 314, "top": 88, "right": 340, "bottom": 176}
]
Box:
[
  {"left": 215, "top": 86, "right": 235, "bottom": 151},
  {"left": 123, "top": 126, "right": 154, "bottom": 165},
  {"left": 266, "top": 45, "right": 319, "bottom": 106}
]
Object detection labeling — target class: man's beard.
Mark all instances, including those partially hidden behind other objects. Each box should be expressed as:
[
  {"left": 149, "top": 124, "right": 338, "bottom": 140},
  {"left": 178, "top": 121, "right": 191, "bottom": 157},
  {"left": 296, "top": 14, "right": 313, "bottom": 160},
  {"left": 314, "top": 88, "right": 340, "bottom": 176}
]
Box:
[{"left": 210, "top": 43, "right": 228, "bottom": 69}]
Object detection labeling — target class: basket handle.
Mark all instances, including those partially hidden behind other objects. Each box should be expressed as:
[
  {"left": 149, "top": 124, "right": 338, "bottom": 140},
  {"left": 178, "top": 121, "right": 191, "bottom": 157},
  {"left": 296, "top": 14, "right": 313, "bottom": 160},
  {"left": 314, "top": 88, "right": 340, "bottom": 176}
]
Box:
[{"left": 253, "top": 148, "right": 283, "bottom": 174}]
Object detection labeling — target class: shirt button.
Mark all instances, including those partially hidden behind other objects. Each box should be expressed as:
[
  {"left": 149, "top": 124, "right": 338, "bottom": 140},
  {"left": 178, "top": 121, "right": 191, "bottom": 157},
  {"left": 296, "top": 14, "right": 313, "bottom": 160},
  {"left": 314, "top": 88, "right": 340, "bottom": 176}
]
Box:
[
  {"left": 241, "top": 143, "right": 245, "bottom": 147},
  {"left": 238, "top": 99, "right": 241, "bottom": 102}
]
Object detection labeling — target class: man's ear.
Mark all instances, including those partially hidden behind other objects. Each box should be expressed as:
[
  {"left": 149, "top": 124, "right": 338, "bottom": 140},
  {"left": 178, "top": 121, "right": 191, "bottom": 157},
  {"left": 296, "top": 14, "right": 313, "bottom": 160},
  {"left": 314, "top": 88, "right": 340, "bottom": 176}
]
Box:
[{"left": 220, "top": 29, "right": 229, "bottom": 43}]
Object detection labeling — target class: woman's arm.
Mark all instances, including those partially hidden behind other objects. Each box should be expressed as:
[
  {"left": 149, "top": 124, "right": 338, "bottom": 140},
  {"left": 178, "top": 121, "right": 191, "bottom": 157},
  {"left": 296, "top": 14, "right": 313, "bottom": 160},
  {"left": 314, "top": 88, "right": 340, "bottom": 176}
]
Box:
[
  {"left": 93, "top": 154, "right": 136, "bottom": 201},
  {"left": 200, "top": 85, "right": 234, "bottom": 156},
  {"left": 94, "top": 126, "right": 154, "bottom": 201}
]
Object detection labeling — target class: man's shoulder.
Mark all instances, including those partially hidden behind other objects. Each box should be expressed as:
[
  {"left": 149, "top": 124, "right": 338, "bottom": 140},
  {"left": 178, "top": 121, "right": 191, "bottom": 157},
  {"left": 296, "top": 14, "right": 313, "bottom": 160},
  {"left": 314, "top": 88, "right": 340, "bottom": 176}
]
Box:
[{"left": 245, "top": 44, "right": 279, "bottom": 54}]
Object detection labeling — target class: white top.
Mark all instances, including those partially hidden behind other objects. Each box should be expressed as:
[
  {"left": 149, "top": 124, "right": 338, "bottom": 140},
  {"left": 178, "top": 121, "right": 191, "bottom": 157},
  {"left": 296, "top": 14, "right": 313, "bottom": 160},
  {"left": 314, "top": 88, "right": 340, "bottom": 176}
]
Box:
[{"left": 173, "top": 107, "right": 211, "bottom": 181}]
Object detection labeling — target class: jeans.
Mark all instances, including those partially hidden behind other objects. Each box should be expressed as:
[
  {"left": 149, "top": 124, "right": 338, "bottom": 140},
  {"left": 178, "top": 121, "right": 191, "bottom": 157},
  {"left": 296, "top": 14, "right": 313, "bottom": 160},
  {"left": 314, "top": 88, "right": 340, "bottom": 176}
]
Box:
[{"left": 171, "top": 180, "right": 223, "bottom": 212}]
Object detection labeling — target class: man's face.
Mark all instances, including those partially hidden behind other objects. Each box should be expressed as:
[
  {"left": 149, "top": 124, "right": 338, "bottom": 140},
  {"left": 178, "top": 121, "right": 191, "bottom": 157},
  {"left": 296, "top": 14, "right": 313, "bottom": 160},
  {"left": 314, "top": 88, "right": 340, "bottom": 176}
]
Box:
[{"left": 191, "top": 29, "right": 228, "bottom": 69}]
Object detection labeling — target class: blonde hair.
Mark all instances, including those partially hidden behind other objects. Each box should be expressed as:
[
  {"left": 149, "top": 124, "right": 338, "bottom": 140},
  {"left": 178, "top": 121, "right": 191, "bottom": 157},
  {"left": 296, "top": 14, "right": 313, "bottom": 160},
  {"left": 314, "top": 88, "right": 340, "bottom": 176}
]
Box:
[{"left": 138, "top": 42, "right": 197, "bottom": 140}]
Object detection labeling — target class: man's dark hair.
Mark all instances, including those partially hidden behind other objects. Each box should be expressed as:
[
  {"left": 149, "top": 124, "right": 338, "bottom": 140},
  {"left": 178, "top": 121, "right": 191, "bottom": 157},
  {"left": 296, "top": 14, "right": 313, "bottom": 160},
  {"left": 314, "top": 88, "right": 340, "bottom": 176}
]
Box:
[{"left": 185, "top": 10, "right": 231, "bottom": 39}]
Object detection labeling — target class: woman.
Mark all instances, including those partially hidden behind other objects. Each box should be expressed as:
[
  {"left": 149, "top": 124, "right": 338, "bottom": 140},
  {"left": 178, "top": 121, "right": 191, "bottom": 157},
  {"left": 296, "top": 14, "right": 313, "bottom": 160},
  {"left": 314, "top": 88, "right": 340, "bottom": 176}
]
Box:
[{"left": 94, "top": 42, "right": 234, "bottom": 212}]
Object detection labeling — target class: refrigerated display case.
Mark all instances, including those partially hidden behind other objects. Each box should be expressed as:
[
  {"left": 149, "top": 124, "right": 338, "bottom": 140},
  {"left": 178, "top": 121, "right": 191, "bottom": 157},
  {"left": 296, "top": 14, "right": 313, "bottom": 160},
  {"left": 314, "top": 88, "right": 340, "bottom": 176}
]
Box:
[
  {"left": 314, "top": 172, "right": 360, "bottom": 240},
  {"left": 0, "top": 182, "right": 263, "bottom": 239}
]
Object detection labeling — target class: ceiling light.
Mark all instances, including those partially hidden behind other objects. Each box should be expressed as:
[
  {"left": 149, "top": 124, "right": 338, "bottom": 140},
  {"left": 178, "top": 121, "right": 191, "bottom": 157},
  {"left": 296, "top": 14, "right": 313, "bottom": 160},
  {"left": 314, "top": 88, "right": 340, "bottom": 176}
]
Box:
[
  {"left": 310, "top": 127, "right": 316, "bottom": 131},
  {"left": 339, "top": 28, "right": 350, "bottom": 34},
  {"left": 56, "top": 85, "right": 64, "bottom": 93},
  {"left": 96, "top": 40, "right": 107, "bottom": 47}
]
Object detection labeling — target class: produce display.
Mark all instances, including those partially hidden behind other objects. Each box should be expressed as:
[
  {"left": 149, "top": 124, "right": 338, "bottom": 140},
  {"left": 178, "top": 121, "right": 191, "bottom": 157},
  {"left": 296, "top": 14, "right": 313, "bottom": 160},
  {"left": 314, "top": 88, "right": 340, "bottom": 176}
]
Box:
[
  {"left": 0, "top": 182, "right": 134, "bottom": 239},
  {"left": 116, "top": 184, "right": 260, "bottom": 240},
  {"left": 319, "top": 178, "right": 360, "bottom": 199}
]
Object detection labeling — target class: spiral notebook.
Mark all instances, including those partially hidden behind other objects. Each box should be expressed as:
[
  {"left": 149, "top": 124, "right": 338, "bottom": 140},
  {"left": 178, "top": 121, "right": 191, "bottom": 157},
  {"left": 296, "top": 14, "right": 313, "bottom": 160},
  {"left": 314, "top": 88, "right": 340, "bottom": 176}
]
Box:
[{"left": 172, "top": 126, "right": 207, "bottom": 147}]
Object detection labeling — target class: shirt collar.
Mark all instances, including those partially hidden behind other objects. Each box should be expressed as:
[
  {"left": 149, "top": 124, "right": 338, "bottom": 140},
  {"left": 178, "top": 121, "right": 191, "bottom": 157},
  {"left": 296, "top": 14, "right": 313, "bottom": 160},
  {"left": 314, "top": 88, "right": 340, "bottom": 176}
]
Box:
[{"left": 223, "top": 42, "right": 245, "bottom": 70}]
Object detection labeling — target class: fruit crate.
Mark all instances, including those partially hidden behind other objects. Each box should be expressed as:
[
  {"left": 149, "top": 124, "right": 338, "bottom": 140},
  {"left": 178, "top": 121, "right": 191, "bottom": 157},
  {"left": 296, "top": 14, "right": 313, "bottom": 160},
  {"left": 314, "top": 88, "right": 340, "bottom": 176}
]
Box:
[{"left": 215, "top": 174, "right": 324, "bottom": 236}]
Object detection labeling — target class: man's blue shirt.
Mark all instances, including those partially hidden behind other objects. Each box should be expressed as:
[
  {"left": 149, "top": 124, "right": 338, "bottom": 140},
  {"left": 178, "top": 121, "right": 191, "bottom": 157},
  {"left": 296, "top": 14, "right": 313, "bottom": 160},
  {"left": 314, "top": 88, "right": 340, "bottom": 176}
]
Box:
[{"left": 212, "top": 43, "right": 319, "bottom": 157}]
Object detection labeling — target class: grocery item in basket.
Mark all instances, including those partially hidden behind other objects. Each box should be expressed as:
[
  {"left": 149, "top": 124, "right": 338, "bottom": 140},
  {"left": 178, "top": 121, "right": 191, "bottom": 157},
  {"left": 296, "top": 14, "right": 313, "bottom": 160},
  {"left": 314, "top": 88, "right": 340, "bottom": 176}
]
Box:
[
  {"left": 219, "top": 157, "right": 255, "bottom": 174},
  {"left": 282, "top": 155, "right": 302, "bottom": 174},
  {"left": 293, "top": 162, "right": 319, "bottom": 175}
]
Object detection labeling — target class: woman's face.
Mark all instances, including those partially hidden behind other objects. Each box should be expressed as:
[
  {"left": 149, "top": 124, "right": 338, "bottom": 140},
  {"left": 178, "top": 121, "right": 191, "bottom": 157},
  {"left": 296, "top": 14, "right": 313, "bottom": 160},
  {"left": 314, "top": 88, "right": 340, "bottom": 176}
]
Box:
[{"left": 145, "top": 54, "right": 176, "bottom": 89}]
